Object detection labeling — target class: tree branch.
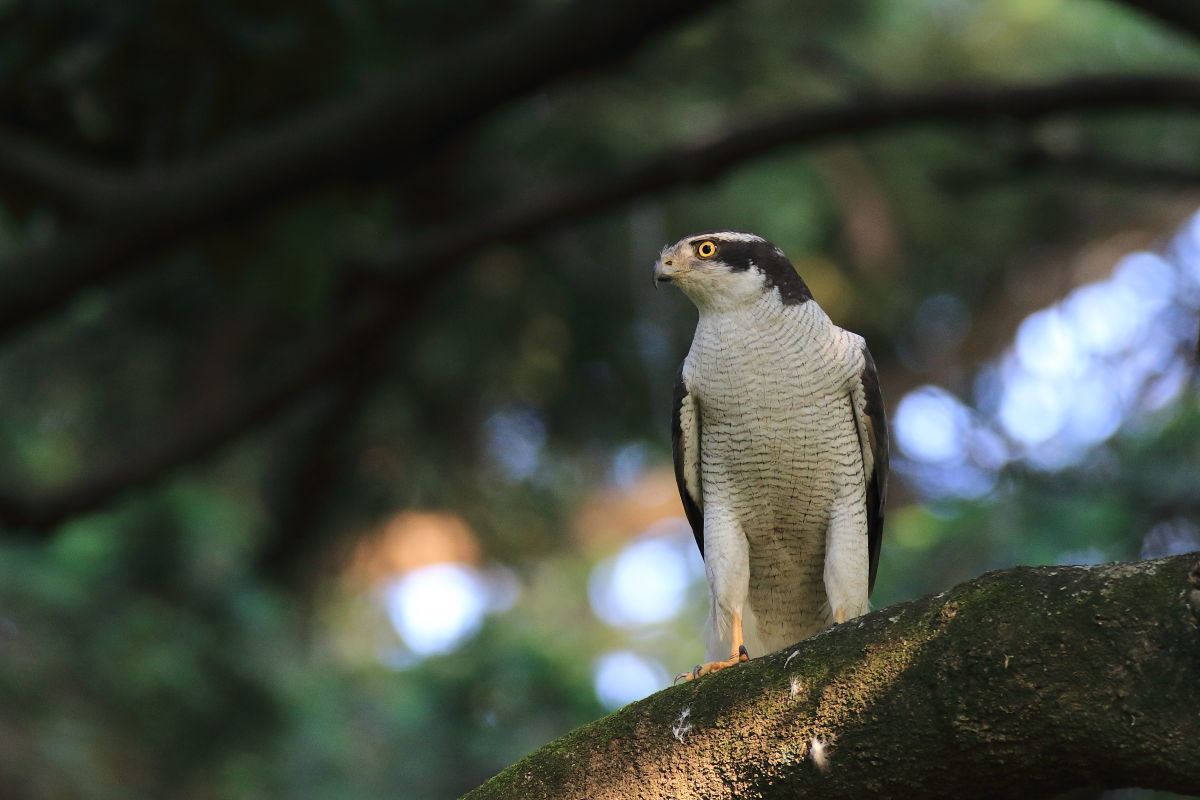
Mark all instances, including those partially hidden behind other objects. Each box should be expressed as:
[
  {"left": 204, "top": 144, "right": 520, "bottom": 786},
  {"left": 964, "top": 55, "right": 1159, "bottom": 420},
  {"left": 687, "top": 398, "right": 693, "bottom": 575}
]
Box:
[
  {"left": 367, "top": 73, "right": 1200, "bottom": 277},
  {"left": 0, "top": 293, "right": 414, "bottom": 535},
  {"left": 1112, "top": 0, "right": 1200, "bottom": 41},
  {"left": 464, "top": 553, "right": 1200, "bottom": 800},
  {"left": 256, "top": 346, "right": 390, "bottom": 588},
  {"left": 8, "top": 74, "right": 1200, "bottom": 535},
  {"left": 0, "top": 0, "right": 725, "bottom": 345},
  {"left": 937, "top": 150, "right": 1200, "bottom": 194},
  {"left": 0, "top": 124, "right": 124, "bottom": 213}
]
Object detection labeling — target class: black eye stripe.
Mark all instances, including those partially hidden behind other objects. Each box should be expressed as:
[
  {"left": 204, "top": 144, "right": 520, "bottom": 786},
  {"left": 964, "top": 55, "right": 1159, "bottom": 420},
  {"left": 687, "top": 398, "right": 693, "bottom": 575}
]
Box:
[{"left": 684, "top": 235, "right": 813, "bottom": 306}]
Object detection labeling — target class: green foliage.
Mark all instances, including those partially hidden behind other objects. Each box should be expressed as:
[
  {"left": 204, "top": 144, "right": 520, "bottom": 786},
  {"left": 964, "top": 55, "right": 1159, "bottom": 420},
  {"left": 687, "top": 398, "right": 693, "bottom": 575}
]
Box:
[{"left": 0, "top": 524, "right": 606, "bottom": 799}]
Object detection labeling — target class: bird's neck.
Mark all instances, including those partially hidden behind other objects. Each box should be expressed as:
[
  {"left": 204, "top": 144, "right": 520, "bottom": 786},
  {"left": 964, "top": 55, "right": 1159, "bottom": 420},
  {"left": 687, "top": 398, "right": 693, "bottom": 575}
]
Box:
[
  {"left": 695, "top": 287, "right": 821, "bottom": 323},
  {"left": 681, "top": 269, "right": 769, "bottom": 314}
]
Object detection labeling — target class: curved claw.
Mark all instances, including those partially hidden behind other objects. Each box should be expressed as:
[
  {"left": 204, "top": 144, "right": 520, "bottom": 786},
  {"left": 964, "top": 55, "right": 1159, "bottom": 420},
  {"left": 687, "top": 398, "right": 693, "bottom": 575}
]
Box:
[{"left": 674, "top": 646, "right": 751, "bottom": 683}]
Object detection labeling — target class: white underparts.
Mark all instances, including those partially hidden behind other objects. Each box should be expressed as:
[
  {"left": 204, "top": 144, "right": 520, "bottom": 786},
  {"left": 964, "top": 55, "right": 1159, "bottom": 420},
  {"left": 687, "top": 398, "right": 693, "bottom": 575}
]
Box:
[{"left": 684, "top": 291, "right": 872, "bottom": 659}]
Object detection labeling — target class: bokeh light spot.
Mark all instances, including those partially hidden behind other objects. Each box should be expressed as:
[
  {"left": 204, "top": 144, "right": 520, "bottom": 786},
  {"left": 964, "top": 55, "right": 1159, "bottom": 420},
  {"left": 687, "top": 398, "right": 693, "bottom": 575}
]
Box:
[
  {"left": 383, "top": 563, "right": 488, "bottom": 656},
  {"left": 589, "top": 535, "right": 692, "bottom": 627},
  {"left": 483, "top": 407, "right": 546, "bottom": 481},
  {"left": 998, "top": 373, "right": 1065, "bottom": 445},
  {"left": 1016, "top": 308, "right": 1081, "bottom": 377},
  {"left": 894, "top": 386, "right": 969, "bottom": 463},
  {"left": 593, "top": 650, "right": 667, "bottom": 709}
]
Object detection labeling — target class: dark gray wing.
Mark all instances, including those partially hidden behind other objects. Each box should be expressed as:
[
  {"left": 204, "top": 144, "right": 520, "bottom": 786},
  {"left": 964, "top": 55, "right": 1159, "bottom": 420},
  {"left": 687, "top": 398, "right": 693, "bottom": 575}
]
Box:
[
  {"left": 671, "top": 366, "right": 704, "bottom": 557},
  {"left": 851, "top": 344, "right": 889, "bottom": 594}
]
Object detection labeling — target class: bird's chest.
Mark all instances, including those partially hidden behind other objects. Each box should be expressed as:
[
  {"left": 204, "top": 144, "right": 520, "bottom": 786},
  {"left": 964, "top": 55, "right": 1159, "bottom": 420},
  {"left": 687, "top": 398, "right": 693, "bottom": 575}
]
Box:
[
  {"left": 685, "top": 310, "right": 845, "bottom": 432},
  {"left": 684, "top": 308, "right": 854, "bottom": 514}
]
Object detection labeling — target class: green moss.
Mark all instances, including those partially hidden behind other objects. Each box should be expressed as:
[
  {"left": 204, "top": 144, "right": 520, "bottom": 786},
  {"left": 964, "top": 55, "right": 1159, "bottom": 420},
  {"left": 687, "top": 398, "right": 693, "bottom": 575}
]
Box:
[{"left": 462, "top": 555, "right": 1200, "bottom": 799}]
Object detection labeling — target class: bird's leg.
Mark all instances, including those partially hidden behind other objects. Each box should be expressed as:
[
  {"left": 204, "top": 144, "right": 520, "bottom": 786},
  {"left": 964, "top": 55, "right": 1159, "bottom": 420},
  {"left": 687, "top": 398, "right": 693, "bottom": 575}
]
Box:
[
  {"left": 674, "top": 611, "right": 751, "bottom": 683},
  {"left": 824, "top": 493, "right": 869, "bottom": 628}
]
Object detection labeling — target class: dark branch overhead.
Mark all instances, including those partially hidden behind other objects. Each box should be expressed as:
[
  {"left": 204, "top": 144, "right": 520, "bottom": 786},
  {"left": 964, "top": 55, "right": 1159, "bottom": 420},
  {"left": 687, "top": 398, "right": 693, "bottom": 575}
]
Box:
[
  {"left": 1114, "top": 0, "right": 1200, "bottom": 41},
  {"left": 0, "top": 0, "right": 727, "bottom": 345},
  {"left": 256, "top": 351, "right": 391, "bottom": 587},
  {"left": 0, "top": 292, "right": 421, "bottom": 536},
  {"left": 2, "top": 63, "right": 1200, "bottom": 350},
  {"left": 2, "top": 65, "right": 1200, "bottom": 353},
  {"left": 5, "top": 74, "right": 1200, "bottom": 536},
  {"left": 367, "top": 73, "right": 1200, "bottom": 279},
  {"left": 938, "top": 145, "right": 1200, "bottom": 192},
  {"left": 0, "top": 124, "right": 123, "bottom": 213}
]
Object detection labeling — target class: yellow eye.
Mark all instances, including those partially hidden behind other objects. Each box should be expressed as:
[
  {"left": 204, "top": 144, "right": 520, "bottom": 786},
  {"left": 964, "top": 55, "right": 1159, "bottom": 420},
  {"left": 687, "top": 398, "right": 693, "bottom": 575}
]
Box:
[{"left": 696, "top": 241, "right": 717, "bottom": 258}]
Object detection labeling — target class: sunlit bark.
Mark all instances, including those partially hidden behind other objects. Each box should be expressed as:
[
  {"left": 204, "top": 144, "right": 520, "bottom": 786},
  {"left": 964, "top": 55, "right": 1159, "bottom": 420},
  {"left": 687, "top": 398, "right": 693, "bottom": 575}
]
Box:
[{"left": 464, "top": 554, "right": 1200, "bottom": 800}]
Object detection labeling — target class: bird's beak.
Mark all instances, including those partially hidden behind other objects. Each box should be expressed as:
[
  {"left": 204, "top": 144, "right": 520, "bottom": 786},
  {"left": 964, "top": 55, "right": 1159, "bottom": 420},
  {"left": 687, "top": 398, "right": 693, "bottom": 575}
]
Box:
[{"left": 653, "top": 250, "right": 678, "bottom": 288}]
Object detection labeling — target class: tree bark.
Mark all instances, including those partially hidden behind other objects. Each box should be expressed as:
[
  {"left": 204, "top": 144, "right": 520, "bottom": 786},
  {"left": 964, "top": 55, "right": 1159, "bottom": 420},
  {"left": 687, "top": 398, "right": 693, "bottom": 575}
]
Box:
[{"left": 463, "top": 554, "right": 1200, "bottom": 800}]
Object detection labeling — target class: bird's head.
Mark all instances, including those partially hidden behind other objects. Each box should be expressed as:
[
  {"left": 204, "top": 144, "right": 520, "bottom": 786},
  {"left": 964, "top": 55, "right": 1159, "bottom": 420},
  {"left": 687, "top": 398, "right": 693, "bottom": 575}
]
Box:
[{"left": 653, "top": 231, "right": 812, "bottom": 312}]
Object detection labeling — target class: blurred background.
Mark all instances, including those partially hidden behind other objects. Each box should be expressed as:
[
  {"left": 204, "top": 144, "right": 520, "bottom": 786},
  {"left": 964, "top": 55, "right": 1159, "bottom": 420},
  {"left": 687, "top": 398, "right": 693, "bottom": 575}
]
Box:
[{"left": 1, "top": 1, "right": 1199, "bottom": 798}]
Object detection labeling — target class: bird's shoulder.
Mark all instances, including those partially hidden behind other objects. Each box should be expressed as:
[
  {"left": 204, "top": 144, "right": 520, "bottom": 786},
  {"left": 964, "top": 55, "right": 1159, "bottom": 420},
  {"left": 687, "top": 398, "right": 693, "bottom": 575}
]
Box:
[
  {"left": 836, "top": 327, "right": 868, "bottom": 365},
  {"left": 794, "top": 320, "right": 872, "bottom": 389}
]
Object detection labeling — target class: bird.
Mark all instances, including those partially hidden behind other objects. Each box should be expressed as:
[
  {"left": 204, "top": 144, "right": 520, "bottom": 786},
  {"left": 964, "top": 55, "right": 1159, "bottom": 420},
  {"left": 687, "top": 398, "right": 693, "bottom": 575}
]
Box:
[{"left": 653, "top": 230, "right": 888, "bottom": 681}]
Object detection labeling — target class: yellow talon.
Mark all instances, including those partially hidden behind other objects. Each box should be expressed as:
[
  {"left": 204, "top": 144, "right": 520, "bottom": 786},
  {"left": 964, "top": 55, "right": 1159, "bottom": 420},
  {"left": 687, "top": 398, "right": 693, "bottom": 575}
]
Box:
[{"left": 675, "top": 611, "right": 750, "bottom": 682}]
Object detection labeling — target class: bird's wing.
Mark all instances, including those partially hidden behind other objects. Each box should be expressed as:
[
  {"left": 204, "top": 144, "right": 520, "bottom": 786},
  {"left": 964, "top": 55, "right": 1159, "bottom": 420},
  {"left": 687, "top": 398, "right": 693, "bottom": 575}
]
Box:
[
  {"left": 671, "top": 366, "right": 704, "bottom": 556},
  {"left": 850, "top": 343, "right": 889, "bottom": 594}
]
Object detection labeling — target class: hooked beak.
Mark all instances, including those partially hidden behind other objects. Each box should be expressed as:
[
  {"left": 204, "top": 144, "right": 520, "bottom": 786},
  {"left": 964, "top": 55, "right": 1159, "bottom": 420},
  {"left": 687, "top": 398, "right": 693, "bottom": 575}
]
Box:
[{"left": 653, "top": 252, "right": 678, "bottom": 288}]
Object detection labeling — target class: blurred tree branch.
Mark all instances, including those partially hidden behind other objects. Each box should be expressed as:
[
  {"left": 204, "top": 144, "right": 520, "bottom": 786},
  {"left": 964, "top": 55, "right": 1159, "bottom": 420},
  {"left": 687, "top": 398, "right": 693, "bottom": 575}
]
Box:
[
  {"left": 6, "top": 74, "right": 1200, "bottom": 537},
  {"left": 938, "top": 145, "right": 1200, "bottom": 191},
  {"left": 1114, "top": 0, "right": 1200, "bottom": 41},
  {"left": 464, "top": 554, "right": 1200, "bottom": 800},
  {"left": 365, "top": 73, "right": 1200, "bottom": 279},
  {"left": 0, "top": 290, "right": 425, "bottom": 535},
  {"left": 0, "top": 124, "right": 123, "bottom": 214},
  {"left": 0, "top": 0, "right": 727, "bottom": 345},
  {"left": 256, "top": 347, "right": 390, "bottom": 588}
]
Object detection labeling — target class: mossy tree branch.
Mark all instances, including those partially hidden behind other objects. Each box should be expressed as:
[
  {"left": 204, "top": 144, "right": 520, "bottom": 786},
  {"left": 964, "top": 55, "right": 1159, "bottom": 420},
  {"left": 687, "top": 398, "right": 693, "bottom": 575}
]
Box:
[{"left": 464, "top": 553, "right": 1200, "bottom": 800}]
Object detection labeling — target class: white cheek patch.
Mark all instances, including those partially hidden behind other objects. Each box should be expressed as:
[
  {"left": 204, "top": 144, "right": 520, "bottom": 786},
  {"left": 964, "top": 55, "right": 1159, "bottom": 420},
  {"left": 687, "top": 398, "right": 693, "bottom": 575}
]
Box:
[
  {"left": 721, "top": 266, "right": 771, "bottom": 297},
  {"left": 682, "top": 266, "right": 770, "bottom": 312}
]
